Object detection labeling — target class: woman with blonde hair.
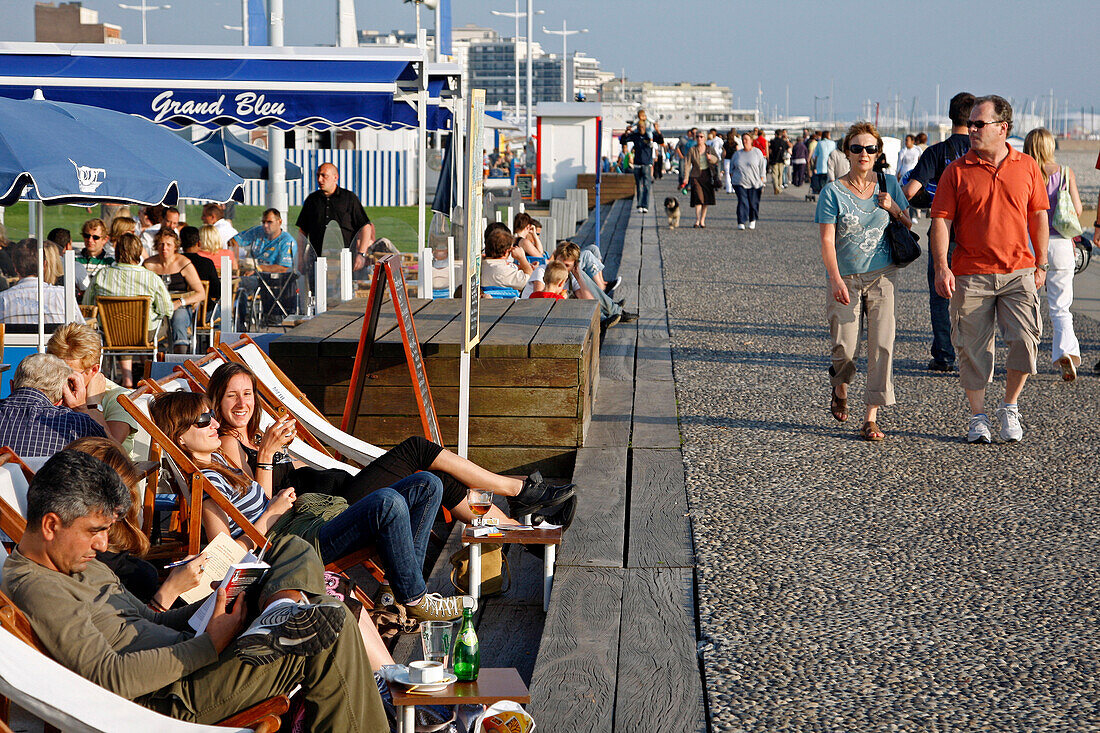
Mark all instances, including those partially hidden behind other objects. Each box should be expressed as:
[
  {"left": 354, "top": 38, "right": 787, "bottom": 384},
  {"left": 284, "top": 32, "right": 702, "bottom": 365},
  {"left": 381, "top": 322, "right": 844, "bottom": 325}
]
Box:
[
  {"left": 198, "top": 223, "right": 237, "bottom": 273},
  {"left": 815, "top": 121, "right": 911, "bottom": 441},
  {"left": 144, "top": 228, "right": 206, "bottom": 354},
  {"left": 1023, "top": 127, "right": 1083, "bottom": 380}
]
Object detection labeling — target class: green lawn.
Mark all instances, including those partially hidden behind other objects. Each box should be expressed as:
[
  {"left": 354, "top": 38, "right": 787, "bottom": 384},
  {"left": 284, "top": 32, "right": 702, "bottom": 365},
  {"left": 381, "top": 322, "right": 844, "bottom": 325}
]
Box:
[{"left": 0, "top": 203, "right": 424, "bottom": 253}]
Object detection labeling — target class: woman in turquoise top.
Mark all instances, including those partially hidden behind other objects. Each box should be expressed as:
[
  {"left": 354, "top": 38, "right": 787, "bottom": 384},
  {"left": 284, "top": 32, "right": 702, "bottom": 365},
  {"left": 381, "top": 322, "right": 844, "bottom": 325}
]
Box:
[{"left": 815, "top": 122, "right": 912, "bottom": 441}]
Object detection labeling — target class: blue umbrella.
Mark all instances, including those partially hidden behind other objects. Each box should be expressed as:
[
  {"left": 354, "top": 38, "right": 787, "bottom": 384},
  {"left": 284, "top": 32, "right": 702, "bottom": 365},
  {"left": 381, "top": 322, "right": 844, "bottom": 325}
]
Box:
[
  {"left": 194, "top": 128, "right": 303, "bottom": 181},
  {"left": 0, "top": 95, "right": 245, "bottom": 206}
]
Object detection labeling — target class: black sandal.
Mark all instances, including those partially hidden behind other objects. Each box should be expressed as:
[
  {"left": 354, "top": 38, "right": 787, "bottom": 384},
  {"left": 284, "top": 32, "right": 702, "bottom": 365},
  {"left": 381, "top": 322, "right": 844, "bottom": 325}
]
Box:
[{"left": 830, "top": 386, "right": 848, "bottom": 422}]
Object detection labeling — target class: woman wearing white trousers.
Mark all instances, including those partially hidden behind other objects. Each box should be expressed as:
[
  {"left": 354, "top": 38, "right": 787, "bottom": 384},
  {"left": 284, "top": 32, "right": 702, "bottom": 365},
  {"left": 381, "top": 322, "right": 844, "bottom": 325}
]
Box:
[{"left": 1024, "top": 128, "right": 1083, "bottom": 381}]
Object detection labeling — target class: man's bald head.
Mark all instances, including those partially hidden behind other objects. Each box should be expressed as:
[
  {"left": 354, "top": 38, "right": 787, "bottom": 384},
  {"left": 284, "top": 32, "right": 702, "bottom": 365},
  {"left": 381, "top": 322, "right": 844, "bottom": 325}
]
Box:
[{"left": 317, "top": 163, "right": 339, "bottom": 195}]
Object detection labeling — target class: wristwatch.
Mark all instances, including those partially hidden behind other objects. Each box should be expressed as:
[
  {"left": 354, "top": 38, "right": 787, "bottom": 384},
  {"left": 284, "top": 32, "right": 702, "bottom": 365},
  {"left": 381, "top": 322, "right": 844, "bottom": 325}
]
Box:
[{"left": 1036, "top": 262, "right": 1049, "bottom": 272}]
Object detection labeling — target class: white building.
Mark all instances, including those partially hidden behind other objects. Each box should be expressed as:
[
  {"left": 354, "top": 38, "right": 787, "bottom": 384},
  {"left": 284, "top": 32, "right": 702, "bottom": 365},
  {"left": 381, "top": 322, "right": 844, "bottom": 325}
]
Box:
[{"left": 600, "top": 79, "right": 758, "bottom": 131}]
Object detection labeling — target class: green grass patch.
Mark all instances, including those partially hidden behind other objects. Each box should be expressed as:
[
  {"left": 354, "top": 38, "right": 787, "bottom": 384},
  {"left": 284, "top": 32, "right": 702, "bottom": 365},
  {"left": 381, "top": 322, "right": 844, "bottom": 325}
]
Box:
[{"left": 0, "top": 202, "right": 423, "bottom": 253}]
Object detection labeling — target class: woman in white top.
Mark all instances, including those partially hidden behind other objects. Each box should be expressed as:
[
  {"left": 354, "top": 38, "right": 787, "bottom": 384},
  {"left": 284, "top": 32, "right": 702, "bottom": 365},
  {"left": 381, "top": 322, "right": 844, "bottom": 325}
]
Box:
[
  {"left": 730, "top": 132, "right": 767, "bottom": 230},
  {"left": 896, "top": 135, "right": 922, "bottom": 220},
  {"left": 1023, "top": 127, "right": 1083, "bottom": 380}
]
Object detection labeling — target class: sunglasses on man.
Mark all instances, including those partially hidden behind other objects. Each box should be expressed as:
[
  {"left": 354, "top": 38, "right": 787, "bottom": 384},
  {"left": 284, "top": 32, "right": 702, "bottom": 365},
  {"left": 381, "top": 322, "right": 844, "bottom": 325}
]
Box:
[
  {"left": 82, "top": 233, "right": 103, "bottom": 241},
  {"left": 848, "top": 144, "right": 880, "bottom": 154},
  {"left": 966, "top": 119, "right": 1005, "bottom": 130}
]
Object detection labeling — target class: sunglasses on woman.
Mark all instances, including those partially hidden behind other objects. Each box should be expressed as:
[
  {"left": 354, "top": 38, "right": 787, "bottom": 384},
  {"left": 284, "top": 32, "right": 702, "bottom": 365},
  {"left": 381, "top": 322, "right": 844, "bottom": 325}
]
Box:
[
  {"left": 192, "top": 411, "right": 216, "bottom": 428},
  {"left": 848, "top": 144, "right": 880, "bottom": 154}
]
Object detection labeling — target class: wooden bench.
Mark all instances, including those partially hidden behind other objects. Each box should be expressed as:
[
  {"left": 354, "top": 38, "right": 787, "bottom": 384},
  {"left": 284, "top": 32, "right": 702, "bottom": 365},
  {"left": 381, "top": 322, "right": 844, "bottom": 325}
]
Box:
[
  {"left": 269, "top": 297, "right": 600, "bottom": 476},
  {"left": 577, "top": 173, "right": 636, "bottom": 208}
]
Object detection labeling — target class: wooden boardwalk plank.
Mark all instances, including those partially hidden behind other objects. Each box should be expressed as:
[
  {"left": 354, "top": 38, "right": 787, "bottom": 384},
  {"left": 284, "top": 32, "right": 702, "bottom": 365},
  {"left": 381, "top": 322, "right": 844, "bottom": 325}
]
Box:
[
  {"left": 599, "top": 326, "right": 635, "bottom": 382},
  {"left": 631, "top": 379, "right": 680, "bottom": 449},
  {"left": 431, "top": 298, "right": 513, "bottom": 357},
  {"left": 528, "top": 567, "right": 625, "bottom": 732},
  {"left": 584, "top": 379, "right": 633, "bottom": 448},
  {"left": 375, "top": 297, "right": 461, "bottom": 358},
  {"left": 558, "top": 446, "right": 626, "bottom": 568},
  {"left": 628, "top": 448, "right": 694, "bottom": 569},
  {"left": 614, "top": 567, "right": 706, "bottom": 733},
  {"left": 477, "top": 298, "right": 555, "bottom": 358}
]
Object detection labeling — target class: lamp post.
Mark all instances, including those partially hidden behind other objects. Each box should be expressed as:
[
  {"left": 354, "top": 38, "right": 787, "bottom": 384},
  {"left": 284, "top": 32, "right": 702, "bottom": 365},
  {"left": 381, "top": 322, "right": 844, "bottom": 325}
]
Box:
[
  {"left": 118, "top": 1, "right": 171, "bottom": 44},
  {"left": 491, "top": 3, "right": 543, "bottom": 121},
  {"left": 542, "top": 20, "right": 587, "bottom": 103}
]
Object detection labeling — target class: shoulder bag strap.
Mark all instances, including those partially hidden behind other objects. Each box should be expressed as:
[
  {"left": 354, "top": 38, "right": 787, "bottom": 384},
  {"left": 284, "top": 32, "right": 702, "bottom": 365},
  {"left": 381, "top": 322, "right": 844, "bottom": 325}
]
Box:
[{"left": 1060, "top": 165, "right": 1069, "bottom": 193}]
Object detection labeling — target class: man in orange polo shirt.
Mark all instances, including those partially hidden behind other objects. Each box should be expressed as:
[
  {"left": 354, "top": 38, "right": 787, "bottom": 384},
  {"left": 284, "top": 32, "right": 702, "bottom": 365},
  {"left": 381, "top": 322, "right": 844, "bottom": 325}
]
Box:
[{"left": 930, "top": 95, "right": 1049, "bottom": 444}]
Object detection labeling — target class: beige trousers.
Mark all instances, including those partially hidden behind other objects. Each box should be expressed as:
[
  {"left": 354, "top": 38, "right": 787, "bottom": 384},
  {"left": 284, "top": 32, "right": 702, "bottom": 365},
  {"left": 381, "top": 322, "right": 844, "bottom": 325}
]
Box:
[
  {"left": 949, "top": 270, "right": 1041, "bottom": 391},
  {"left": 827, "top": 267, "right": 898, "bottom": 406},
  {"left": 769, "top": 162, "right": 785, "bottom": 194}
]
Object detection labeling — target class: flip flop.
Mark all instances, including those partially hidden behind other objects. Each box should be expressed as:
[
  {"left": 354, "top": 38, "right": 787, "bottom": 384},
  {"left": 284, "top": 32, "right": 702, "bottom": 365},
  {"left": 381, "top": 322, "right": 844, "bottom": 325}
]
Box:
[
  {"left": 830, "top": 387, "right": 848, "bottom": 422},
  {"left": 860, "top": 421, "right": 884, "bottom": 441}
]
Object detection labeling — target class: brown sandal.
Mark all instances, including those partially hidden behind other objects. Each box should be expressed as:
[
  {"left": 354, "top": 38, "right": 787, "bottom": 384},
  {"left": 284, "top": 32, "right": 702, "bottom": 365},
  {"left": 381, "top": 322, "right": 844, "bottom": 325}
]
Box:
[
  {"left": 860, "top": 421, "right": 884, "bottom": 441},
  {"left": 830, "top": 387, "right": 848, "bottom": 422}
]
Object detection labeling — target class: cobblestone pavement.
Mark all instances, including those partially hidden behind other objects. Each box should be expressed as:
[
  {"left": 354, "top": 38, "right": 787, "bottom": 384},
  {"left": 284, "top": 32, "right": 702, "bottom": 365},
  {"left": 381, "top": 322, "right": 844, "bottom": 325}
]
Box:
[{"left": 652, "top": 177, "right": 1100, "bottom": 732}]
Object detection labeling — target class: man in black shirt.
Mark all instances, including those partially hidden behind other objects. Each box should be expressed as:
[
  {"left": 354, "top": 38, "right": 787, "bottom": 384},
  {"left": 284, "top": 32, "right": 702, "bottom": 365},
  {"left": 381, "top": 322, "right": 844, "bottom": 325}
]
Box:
[
  {"left": 768, "top": 130, "right": 790, "bottom": 195},
  {"left": 619, "top": 110, "right": 664, "bottom": 213},
  {"left": 902, "top": 92, "right": 975, "bottom": 373},
  {"left": 295, "top": 163, "right": 375, "bottom": 274}
]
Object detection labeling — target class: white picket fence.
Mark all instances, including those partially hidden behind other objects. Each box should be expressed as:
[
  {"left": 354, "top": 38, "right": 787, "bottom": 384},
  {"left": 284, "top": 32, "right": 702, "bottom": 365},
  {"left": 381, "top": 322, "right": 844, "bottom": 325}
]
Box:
[{"left": 242, "top": 149, "right": 412, "bottom": 207}]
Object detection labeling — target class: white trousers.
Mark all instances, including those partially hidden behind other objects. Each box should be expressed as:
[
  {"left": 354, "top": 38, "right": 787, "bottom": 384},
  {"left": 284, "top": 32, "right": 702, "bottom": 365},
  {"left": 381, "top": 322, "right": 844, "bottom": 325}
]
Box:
[
  {"left": 722, "top": 158, "right": 733, "bottom": 194},
  {"left": 1045, "top": 236, "right": 1080, "bottom": 366}
]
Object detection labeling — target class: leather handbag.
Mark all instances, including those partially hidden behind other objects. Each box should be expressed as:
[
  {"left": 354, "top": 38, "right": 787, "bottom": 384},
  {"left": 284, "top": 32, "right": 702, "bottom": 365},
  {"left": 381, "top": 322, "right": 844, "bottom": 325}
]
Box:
[
  {"left": 449, "top": 543, "right": 511, "bottom": 597},
  {"left": 878, "top": 172, "right": 921, "bottom": 267},
  {"left": 1052, "top": 166, "right": 1083, "bottom": 238}
]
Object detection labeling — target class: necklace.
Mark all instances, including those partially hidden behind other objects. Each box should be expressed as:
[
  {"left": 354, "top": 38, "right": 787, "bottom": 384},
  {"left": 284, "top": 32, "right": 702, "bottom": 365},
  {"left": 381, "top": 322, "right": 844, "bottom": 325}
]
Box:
[{"left": 844, "top": 174, "right": 874, "bottom": 196}]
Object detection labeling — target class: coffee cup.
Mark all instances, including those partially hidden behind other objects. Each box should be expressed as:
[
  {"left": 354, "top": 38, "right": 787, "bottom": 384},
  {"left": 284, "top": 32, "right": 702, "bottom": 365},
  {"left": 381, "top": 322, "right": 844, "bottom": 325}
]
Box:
[{"left": 408, "top": 660, "right": 445, "bottom": 684}]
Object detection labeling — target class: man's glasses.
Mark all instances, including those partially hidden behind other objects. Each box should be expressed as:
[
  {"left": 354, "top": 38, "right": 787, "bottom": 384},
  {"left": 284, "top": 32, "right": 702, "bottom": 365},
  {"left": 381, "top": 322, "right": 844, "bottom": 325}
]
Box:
[
  {"left": 192, "top": 411, "right": 216, "bottom": 428},
  {"left": 82, "top": 233, "right": 103, "bottom": 241},
  {"left": 966, "top": 120, "right": 1004, "bottom": 130},
  {"left": 848, "top": 144, "right": 880, "bottom": 154}
]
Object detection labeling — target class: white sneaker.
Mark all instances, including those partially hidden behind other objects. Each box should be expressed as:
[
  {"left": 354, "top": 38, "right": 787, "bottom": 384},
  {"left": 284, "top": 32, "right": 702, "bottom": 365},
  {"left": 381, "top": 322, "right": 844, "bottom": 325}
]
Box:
[
  {"left": 967, "top": 414, "right": 992, "bottom": 444},
  {"left": 641, "top": 207, "right": 648, "bottom": 213},
  {"left": 738, "top": 224, "right": 746, "bottom": 230},
  {"left": 748, "top": 220, "right": 757, "bottom": 230},
  {"left": 995, "top": 404, "right": 1023, "bottom": 442},
  {"left": 236, "top": 597, "right": 345, "bottom": 665}
]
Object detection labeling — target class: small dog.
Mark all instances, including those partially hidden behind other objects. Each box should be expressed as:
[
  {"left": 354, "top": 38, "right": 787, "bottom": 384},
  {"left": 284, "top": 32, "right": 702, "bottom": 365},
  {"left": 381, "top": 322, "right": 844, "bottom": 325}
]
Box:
[{"left": 664, "top": 197, "right": 680, "bottom": 229}]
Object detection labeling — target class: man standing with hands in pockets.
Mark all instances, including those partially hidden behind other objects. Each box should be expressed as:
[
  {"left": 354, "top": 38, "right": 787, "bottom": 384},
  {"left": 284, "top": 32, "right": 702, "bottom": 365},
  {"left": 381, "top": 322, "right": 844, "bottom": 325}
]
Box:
[{"left": 930, "top": 95, "right": 1049, "bottom": 444}]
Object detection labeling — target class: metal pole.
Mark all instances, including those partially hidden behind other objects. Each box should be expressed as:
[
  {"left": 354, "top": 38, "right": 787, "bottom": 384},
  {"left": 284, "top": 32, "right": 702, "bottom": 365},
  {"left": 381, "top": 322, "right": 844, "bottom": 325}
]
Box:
[
  {"left": 561, "top": 21, "right": 567, "bottom": 102},
  {"left": 64, "top": 249, "right": 76, "bottom": 324},
  {"left": 418, "top": 29, "right": 428, "bottom": 257},
  {"left": 515, "top": 0, "right": 520, "bottom": 116},
  {"left": 526, "top": 0, "right": 533, "bottom": 141},
  {"left": 220, "top": 257, "right": 232, "bottom": 333},
  {"left": 268, "top": 0, "right": 288, "bottom": 223},
  {"left": 241, "top": 0, "right": 248, "bottom": 46},
  {"left": 142, "top": 0, "right": 148, "bottom": 45},
  {"left": 35, "top": 202, "right": 44, "bottom": 352}
]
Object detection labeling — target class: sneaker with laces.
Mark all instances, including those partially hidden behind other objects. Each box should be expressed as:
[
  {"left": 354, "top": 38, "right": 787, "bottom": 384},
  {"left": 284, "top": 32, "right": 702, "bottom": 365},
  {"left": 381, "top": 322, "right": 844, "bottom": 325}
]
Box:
[
  {"left": 405, "top": 592, "right": 468, "bottom": 622},
  {"left": 995, "top": 404, "right": 1023, "bottom": 442},
  {"left": 966, "top": 414, "right": 992, "bottom": 444},
  {"left": 236, "top": 597, "right": 345, "bottom": 665}
]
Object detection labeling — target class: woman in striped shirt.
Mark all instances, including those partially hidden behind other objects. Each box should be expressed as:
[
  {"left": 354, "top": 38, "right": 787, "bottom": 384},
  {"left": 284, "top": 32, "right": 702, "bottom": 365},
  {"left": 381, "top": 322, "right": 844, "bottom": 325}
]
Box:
[{"left": 150, "top": 391, "right": 467, "bottom": 623}]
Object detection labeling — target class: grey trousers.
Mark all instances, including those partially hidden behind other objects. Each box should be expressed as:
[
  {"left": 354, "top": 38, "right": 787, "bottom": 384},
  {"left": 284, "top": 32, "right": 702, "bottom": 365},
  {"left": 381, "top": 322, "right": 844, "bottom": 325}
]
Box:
[
  {"left": 141, "top": 535, "right": 387, "bottom": 732},
  {"left": 827, "top": 267, "right": 898, "bottom": 407}
]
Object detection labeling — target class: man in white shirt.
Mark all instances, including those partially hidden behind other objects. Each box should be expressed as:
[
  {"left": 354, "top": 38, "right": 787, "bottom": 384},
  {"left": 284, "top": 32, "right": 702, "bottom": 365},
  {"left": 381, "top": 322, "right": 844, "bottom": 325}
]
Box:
[
  {"left": 0, "top": 240, "right": 74, "bottom": 325},
  {"left": 201, "top": 203, "right": 238, "bottom": 248}
]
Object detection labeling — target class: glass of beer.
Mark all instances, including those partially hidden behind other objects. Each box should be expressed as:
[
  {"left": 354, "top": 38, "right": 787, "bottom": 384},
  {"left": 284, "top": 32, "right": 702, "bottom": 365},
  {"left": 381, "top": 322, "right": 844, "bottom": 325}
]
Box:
[{"left": 467, "top": 489, "right": 493, "bottom": 527}]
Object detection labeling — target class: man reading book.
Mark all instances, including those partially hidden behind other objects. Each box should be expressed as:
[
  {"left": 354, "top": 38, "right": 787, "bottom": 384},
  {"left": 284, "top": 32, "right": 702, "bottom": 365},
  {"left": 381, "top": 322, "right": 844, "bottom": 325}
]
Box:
[{"left": 1, "top": 449, "right": 387, "bottom": 731}]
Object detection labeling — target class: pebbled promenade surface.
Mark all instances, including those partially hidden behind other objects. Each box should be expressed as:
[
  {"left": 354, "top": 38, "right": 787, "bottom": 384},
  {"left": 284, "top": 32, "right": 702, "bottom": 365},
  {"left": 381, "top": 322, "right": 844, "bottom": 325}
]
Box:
[{"left": 649, "top": 177, "right": 1100, "bottom": 732}]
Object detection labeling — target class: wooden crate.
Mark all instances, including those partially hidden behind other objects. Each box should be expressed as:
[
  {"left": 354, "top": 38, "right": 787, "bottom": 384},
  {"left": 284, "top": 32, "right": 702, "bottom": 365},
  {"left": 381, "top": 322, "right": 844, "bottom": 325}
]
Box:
[{"left": 269, "top": 297, "right": 600, "bottom": 476}]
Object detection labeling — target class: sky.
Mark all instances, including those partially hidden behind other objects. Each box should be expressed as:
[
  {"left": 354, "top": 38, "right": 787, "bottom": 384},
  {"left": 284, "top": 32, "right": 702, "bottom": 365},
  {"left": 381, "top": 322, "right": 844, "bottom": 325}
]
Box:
[{"left": 2, "top": 0, "right": 1098, "bottom": 125}]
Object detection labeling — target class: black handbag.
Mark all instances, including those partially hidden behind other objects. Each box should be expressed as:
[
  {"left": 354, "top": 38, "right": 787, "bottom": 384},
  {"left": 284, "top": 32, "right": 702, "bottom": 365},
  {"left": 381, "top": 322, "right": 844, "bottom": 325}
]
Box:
[{"left": 878, "top": 171, "right": 921, "bottom": 267}]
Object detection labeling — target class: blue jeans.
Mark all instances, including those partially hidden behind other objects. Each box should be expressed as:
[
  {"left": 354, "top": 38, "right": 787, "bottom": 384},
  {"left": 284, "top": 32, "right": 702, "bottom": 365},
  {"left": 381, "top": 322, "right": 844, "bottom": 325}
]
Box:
[
  {"left": 575, "top": 266, "right": 620, "bottom": 318},
  {"left": 733, "top": 186, "right": 761, "bottom": 224},
  {"left": 578, "top": 246, "right": 604, "bottom": 284},
  {"left": 316, "top": 471, "right": 443, "bottom": 604},
  {"left": 170, "top": 305, "right": 193, "bottom": 347},
  {"left": 926, "top": 243, "right": 956, "bottom": 364},
  {"left": 632, "top": 164, "right": 653, "bottom": 209}
]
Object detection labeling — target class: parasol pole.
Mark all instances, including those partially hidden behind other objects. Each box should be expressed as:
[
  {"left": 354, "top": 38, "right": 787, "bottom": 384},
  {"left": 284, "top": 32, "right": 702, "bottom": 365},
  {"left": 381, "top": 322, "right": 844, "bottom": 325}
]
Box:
[{"left": 36, "top": 201, "right": 45, "bottom": 352}]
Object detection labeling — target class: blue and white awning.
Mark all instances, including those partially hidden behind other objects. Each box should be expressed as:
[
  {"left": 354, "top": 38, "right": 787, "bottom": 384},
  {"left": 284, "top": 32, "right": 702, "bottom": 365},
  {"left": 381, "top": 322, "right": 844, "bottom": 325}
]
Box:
[{"left": 0, "top": 43, "right": 458, "bottom": 131}]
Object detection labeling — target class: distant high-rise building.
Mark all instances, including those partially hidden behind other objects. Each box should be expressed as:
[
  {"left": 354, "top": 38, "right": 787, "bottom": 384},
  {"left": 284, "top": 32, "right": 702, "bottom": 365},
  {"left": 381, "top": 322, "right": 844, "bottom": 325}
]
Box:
[
  {"left": 35, "top": 2, "right": 124, "bottom": 44},
  {"left": 600, "top": 79, "right": 758, "bottom": 130}
]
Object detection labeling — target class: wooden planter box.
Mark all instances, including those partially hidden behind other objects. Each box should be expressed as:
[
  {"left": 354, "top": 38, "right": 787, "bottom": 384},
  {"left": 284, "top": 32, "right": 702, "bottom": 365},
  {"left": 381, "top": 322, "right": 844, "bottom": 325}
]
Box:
[
  {"left": 577, "top": 173, "right": 635, "bottom": 208},
  {"left": 269, "top": 297, "right": 600, "bottom": 476}
]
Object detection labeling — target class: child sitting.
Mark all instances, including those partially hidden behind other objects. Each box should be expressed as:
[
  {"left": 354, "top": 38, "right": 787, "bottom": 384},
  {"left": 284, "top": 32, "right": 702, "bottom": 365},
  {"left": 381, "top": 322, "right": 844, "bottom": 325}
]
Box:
[{"left": 528, "top": 261, "right": 569, "bottom": 300}]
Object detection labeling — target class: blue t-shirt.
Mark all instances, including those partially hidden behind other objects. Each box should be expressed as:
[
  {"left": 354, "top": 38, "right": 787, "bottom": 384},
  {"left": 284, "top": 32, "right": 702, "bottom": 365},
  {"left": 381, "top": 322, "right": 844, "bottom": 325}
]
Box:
[
  {"left": 815, "top": 174, "right": 909, "bottom": 276},
  {"left": 234, "top": 225, "right": 297, "bottom": 268},
  {"left": 813, "top": 139, "right": 837, "bottom": 174}
]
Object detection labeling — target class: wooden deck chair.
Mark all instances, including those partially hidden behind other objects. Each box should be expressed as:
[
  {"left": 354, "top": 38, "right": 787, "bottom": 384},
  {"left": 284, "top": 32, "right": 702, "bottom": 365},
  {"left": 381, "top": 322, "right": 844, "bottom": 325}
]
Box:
[
  {"left": 0, "top": 591, "right": 286, "bottom": 733},
  {"left": 116, "top": 382, "right": 387, "bottom": 598},
  {"left": 215, "top": 337, "right": 387, "bottom": 466},
  {"left": 0, "top": 451, "right": 32, "bottom": 548},
  {"left": 96, "top": 295, "right": 160, "bottom": 378}
]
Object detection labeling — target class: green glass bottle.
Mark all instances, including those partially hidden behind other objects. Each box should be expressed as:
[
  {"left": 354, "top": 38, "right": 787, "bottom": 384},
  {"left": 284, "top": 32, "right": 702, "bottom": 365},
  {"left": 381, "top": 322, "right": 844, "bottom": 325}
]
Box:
[{"left": 452, "top": 602, "right": 480, "bottom": 682}]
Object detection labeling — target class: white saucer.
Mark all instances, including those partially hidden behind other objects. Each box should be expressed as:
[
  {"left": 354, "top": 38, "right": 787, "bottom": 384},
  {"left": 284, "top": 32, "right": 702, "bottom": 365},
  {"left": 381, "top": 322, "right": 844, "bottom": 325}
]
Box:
[{"left": 389, "top": 669, "right": 458, "bottom": 691}]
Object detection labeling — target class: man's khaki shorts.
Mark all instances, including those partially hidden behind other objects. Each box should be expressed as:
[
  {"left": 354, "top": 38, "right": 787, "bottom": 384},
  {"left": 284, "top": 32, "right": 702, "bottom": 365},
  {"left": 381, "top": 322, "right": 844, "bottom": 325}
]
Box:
[{"left": 949, "top": 269, "right": 1041, "bottom": 391}]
